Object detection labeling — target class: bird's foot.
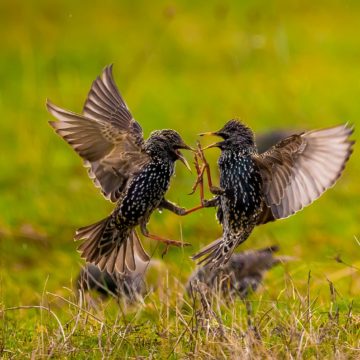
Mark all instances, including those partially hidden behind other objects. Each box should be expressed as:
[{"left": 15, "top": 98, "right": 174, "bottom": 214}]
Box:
[
  {"left": 188, "top": 152, "right": 205, "bottom": 196},
  {"left": 144, "top": 232, "right": 191, "bottom": 248},
  {"left": 196, "top": 141, "right": 210, "bottom": 169},
  {"left": 196, "top": 141, "right": 221, "bottom": 194},
  {"left": 210, "top": 186, "right": 225, "bottom": 195},
  {"left": 160, "top": 239, "right": 191, "bottom": 258}
]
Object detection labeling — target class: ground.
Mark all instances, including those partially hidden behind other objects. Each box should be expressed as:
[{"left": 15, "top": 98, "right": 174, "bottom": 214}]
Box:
[{"left": 0, "top": 0, "right": 359, "bottom": 358}]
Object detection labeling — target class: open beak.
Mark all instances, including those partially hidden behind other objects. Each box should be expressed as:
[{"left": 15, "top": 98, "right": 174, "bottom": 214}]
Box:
[
  {"left": 175, "top": 140, "right": 195, "bottom": 171},
  {"left": 198, "top": 131, "right": 222, "bottom": 150},
  {"left": 177, "top": 142, "right": 196, "bottom": 152},
  {"left": 201, "top": 142, "right": 222, "bottom": 150},
  {"left": 198, "top": 131, "right": 217, "bottom": 137},
  {"left": 176, "top": 150, "right": 192, "bottom": 172}
]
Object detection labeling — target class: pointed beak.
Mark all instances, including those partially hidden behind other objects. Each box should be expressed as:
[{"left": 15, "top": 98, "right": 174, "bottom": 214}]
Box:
[
  {"left": 198, "top": 131, "right": 222, "bottom": 150},
  {"left": 198, "top": 131, "right": 217, "bottom": 137},
  {"left": 176, "top": 150, "right": 192, "bottom": 172},
  {"left": 201, "top": 142, "right": 222, "bottom": 150},
  {"left": 176, "top": 140, "right": 196, "bottom": 152},
  {"left": 180, "top": 143, "right": 196, "bottom": 152}
]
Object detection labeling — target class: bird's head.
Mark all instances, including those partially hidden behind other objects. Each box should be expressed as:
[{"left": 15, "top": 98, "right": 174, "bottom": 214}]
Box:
[
  {"left": 147, "top": 129, "right": 193, "bottom": 171},
  {"left": 199, "top": 119, "right": 255, "bottom": 151}
]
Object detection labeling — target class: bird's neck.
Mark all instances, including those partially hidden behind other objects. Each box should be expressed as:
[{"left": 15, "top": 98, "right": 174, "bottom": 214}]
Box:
[
  {"left": 220, "top": 146, "right": 256, "bottom": 159},
  {"left": 146, "top": 153, "right": 175, "bottom": 169}
]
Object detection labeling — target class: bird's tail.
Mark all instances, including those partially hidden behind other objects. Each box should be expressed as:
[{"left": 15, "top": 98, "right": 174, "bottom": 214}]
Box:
[
  {"left": 192, "top": 236, "right": 237, "bottom": 268},
  {"left": 75, "top": 216, "right": 150, "bottom": 274}
]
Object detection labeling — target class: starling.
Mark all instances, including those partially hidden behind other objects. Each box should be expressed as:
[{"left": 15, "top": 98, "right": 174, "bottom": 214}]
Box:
[
  {"left": 193, "top": 119, "right": 354, "bottom": 268},
  {"left": 77, "top": 258, "right": 148, "bottom": 302},
  {"left": 47, "top": 65, "right": 203, "bottom": 274},
  {"left": 187, "top": 245, "right": 291, "bottom": 299}
]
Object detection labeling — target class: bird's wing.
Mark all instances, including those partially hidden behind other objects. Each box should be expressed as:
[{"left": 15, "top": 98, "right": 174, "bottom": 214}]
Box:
[
  {"left": 253, "top": 124, "right": 354, "bottom": 219},
  {"left": 256, "top": 201, "right": 275, "bottom": 225},
  {"left": 47, "top": 65, "right": 149, "bottom": 202}
]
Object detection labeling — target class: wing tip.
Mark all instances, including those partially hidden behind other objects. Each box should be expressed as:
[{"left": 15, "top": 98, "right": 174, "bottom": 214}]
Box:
[
  {"left": 343, "top": 121, "right": 355, "bottom": 133},
  {"left": 102, "top": 63, "right": 115, "bottom": 81},
  {"left": 48, "top": 120, "right": 57, "bottom": 130},
  {"left": 45, "top": 98, "right": 56, "bottom": 113},
  {"left": 45, "top": 98, "right": 68, "bottom": 118}
]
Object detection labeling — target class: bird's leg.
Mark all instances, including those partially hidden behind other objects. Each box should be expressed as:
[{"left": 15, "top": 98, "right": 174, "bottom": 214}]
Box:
[
  {"left": 202, "top": 196, "right": 220, "bottom": 208},
  {"left": 139, "top": 222, "right": 191, "bottom": 249},
  {"left": 189, "top": 152, "right": 205, "bottom": 198},
  {"left": 160, "top": 199, "right": 204, "bottom": 216},
  {"left": 196, "top": 142, "right": 225, "bottom": 195}
]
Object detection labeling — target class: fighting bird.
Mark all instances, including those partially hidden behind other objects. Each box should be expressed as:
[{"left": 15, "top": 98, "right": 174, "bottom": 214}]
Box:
[
  {"left": 47, "top": 65, "right": 203, "bottom": 274},
  {"left": 187, "top": 245, "right": 291, "bottom": 299},
  {"left": 193, "top": 120, "right": 354, "bottom": 268}
]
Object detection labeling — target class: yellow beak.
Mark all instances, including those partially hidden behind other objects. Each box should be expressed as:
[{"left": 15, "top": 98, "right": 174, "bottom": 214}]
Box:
[
  {"left": 198, "top": 131, "right": 217, "bottom": 137},
  {"left": 201, "top": 142, "right": 221, "bottom": 150},
  {"left": 176, "top": 151, "right": 192, "bottom": 172},
  {"left": 198, "top": 131, "right": 222, "bottom": 150},
  {"left": 178, "top": 142, "right": 196, "bottom": 152}
]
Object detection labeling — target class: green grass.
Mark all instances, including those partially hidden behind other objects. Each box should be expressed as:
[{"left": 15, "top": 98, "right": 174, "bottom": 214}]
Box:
[{"left": 1, "top": 0, "right": 359, "bottom": 358}]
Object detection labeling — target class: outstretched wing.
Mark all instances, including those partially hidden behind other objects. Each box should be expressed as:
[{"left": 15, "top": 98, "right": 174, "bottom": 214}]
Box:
[
  {"left": 47, "top": 65, "right": 149, "bottom": 202},
  {"left": 253, "top": 124, "right": 354, "bottom": 219}
]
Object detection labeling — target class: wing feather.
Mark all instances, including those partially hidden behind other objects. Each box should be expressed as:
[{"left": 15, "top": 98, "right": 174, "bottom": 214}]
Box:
[
  {"left": 253, "top": 124, "right": 354, "bottom": 219},
  {"left": 47, "top": 65, "right": 149, "bottom": 202}
]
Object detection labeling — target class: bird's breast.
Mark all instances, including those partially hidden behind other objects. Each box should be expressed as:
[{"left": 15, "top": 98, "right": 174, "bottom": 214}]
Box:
[
  {"left": 219, "top": 152, "right": 263, "bottom": 229},
  {"left": 117, "top": 160, "right": 174, "bottom": 225}
]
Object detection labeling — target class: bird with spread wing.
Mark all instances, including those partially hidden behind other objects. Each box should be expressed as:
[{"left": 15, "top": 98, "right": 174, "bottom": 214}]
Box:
[
  {"left": 47, "top": 65, "right": 203, "bottom": 274},
  {"left": 192, "top": 120, "right": 354, "bottom": 268}
]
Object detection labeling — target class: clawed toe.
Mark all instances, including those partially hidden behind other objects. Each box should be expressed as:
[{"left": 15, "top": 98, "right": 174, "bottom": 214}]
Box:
[
  {"left": 189, "top": 172, "right": 204, "bottom": 195},
  {"left": 189, "top": 151, "right": 205, "bottom": 196},
  {"left": 161, "top": 240, "right": 191, "bottom": 258},
  {"left": 165, "top": 239, "right": 191, "bottom": 247},
  {"left": 210, "top": 186, "right": 225, "bottom": 195}
]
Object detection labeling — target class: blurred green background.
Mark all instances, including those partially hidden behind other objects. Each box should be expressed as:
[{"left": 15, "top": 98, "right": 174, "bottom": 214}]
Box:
[{"left": 1, "top": 0, "right": 359, "bottom": 307}]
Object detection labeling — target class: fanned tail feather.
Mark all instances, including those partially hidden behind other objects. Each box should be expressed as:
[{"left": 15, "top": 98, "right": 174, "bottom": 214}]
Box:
[
  {"left": 75, "top": 217, "right": 150, "bottom": 274},
  {"left": 192, "top": 237, "right": 234, "bottom": 268}
]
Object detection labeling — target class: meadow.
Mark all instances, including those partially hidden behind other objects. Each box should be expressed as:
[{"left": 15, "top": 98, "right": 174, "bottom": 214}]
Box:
[{"left": 1, "top": 0, "right": 359, "bottom": 358}]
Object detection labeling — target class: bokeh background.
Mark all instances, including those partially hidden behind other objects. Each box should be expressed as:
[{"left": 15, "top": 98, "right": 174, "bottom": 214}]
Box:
[{"left": 1, "top": 0, "right": 359, "bottom": 354}]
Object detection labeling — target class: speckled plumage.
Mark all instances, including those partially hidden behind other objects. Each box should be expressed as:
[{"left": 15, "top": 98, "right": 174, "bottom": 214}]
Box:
[
  {"left": 194, "top": 122, "right": 265, "bottom": 267},
  {"left": 118, "top": 156, "right": 174, "bottom": 226},
  {"left": 214, "top": 150, "right": 264, "bottom": 263},
  {"left": 193, "top": 119, "right": 354, "bottom": 268},
  {"left": 77, "top": 148, "right": 177, "bottom": 273},
  {"left": 47, "top": 65, "right": 193, "bottom": 274}
]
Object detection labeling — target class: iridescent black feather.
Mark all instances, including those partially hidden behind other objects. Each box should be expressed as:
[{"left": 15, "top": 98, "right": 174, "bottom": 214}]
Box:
[
  {"left": 48, "top": 65, "right": 192, "bottom": 274},
  {"left": 193, "top": 119, "right": 354, "bottom": 269}
]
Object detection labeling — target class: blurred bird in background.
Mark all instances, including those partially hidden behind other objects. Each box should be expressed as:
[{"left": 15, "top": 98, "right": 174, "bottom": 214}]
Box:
[
  {"left": 77, "top": 255, "right": 149, "bottom": 303},
  {"left": 47, "top": 65, "right": 204, "bottom": 274},
  {"left": 193, "top": 120, "right": 354, "bottom": 268},
  {"left": 187, "top": 245, "right": 292, "bottom": 300},
  {"left": 255, "top": 129, "right": 296, "bottom": 153},
  {"left": 77, "top": 264, "right": 146, "bottom": 302}
]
